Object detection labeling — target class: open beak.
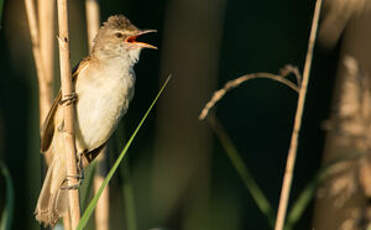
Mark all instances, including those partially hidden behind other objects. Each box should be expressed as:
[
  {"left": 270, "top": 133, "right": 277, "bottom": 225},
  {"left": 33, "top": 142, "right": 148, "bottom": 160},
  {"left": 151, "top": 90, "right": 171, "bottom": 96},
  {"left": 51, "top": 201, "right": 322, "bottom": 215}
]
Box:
[{"left": 125, "top": 29, "right": 157, "bottom": 49}]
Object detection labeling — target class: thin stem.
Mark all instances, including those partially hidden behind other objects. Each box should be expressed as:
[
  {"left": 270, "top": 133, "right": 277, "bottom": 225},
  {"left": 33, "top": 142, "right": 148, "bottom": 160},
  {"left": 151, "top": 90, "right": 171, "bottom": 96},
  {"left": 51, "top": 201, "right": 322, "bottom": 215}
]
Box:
[
  {"left": 274, "top": 1, "right": 322, "bottom": 229},
  {"left": 56, "top": 0, "right": 81, "bottom": 228},
  {"left": 199, "top": 72, "right": 299, "bottom": 120}
]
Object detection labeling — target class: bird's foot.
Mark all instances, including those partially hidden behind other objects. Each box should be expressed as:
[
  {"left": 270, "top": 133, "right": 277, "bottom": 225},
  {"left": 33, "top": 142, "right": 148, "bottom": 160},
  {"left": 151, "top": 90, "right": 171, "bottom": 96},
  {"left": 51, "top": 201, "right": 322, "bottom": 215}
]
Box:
[
  {"left": 61, "top": 172, "right": 84, "bottom": 190},
  {"left": 59, "top": 92, "right": 78, "bottom": 106}
]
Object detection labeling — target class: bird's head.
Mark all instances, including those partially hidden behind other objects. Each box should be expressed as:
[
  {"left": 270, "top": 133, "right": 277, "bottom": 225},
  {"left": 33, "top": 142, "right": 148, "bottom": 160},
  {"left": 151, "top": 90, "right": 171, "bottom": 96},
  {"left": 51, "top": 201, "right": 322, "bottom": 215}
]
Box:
[{"left": 92, "top": 15, "right": 157, "bottom": 63}]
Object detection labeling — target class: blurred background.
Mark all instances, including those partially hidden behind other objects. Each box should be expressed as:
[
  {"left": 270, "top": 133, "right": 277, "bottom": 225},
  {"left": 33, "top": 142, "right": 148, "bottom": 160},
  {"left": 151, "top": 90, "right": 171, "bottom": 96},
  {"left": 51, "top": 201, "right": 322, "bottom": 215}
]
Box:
[{"left": 1, "top": 0, "right": 371, "bottom": 229}]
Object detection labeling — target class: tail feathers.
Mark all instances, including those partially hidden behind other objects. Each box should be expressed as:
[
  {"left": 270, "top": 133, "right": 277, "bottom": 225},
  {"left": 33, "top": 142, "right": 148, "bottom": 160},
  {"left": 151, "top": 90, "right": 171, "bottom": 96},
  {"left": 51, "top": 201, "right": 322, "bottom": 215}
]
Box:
[{"left": 35, "top": 155, "right": 68, "bottom": 226}]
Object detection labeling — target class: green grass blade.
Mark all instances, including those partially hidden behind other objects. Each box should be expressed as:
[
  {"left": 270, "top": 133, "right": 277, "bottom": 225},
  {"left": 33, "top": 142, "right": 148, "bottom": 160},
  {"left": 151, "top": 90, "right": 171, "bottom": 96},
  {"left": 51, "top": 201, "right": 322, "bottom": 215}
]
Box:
[
  {"left": 0, "top": 162, "right": 14, "bottom": 230},
  {"left": 207, "top": 115, "right": 275, "bottom": 228},
  {"left": 80, "top": 161, "right": 97, "bottom": 211},
  {"left": 284, "top": 173, "right": 320, "bottom": 230},
  {"left": 77, "top": 75, "right": 172, "bottom": 230}
]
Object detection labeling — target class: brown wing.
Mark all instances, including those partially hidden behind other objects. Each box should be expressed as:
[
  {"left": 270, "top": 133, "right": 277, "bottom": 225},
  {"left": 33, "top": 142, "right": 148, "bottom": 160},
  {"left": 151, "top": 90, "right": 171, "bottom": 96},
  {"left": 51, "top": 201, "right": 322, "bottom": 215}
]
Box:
[
  {"left": 81, "top": 144, "right": 107, "bottom": 168},
  {"left": 40, "top": 91, "right": 62, "bottom": 152},
  {"left": 40, "top": 57, "right": 91, "bottom": 152}
]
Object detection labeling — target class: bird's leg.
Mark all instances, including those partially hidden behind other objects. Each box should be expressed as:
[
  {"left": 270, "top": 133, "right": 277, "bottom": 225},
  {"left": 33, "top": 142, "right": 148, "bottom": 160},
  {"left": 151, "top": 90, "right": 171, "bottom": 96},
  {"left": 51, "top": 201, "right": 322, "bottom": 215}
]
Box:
[
  {"left": 60, "top": 174, "right": 83, "bottom": 190},
  {"left": 60, "top": 152, "right": 85, "bottom": 190}
]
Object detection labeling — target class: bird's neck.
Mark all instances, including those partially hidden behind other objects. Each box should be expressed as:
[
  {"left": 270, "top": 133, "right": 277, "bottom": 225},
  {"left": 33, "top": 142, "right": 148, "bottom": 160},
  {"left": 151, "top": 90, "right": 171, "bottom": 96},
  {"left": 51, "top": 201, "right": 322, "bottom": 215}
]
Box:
[
  {"left": 92, "top": 48, "right": 142, "bottom": 68},
  {"left": 125, "top": 48, "right": 142, "bottom": 65}
]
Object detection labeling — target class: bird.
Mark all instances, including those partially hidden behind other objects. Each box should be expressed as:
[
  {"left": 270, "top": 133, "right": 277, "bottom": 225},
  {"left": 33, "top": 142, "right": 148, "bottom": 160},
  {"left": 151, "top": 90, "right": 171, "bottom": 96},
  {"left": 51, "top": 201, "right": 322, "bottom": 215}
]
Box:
[{"left": 34, "top": 14, "right": 157, "bottom": 226}]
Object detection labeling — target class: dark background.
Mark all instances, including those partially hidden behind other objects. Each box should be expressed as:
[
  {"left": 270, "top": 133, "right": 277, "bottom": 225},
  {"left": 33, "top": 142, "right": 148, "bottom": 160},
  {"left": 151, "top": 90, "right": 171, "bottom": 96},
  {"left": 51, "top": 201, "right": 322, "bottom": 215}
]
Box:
[{"left": 0, "top": 0, "right": 339, "bottom": 229}]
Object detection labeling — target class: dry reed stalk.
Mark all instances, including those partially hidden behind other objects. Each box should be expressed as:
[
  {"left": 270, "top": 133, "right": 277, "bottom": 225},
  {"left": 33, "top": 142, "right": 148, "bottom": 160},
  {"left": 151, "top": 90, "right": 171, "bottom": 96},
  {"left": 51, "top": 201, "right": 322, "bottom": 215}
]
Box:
[
  {"left": 63, "top": 211, "right": 72, "bottom": 230},
  {"left": 84, "top": 2, "right": 110, "bottom": 229},
  {"left": 24, "top": 0, "right": 48, "bottom": 123},
  {"left": 25, "top": 0, "right": 56, "bottom": 166},
  {"left": 199, "top": 70, "right": 300, "bottom": 121},
  {"left": 38, "top": 0, "right": 55, "bottom": 163},
  {"left": 25, "top": 1, "right": 73, "bottom": 228},
  {"left": 36, "top": 2, "right": 73, "bottom": 227},
  {"left": 37, "top": 0, "right": 55, "bottom": 119},
  {"left": 56, "top": 0, "right": 81, "bottom": 227},
  {"left": 274, "top": 0, "right": 323, "bottom": 229},
  {"left": 85, "top": 0, "right": 100, "bottom": 51},
  {"left": 93, "top": 154, "right": 109, "bottom": 230}
]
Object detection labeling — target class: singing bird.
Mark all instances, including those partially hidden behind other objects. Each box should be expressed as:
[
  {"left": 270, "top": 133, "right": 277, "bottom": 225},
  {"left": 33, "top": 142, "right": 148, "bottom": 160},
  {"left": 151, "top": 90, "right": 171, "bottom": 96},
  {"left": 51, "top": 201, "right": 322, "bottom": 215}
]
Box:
[{"left": 35, "top": 15, "right": 157, "bottom": 226}]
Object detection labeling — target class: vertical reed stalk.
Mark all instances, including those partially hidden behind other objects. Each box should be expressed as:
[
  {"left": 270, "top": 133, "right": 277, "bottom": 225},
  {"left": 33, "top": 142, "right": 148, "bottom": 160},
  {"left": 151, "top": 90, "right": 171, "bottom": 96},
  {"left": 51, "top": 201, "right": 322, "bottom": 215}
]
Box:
[
  {"left": 56, "top": 0, "right": 81, "bottom": 228},
  {"left": 24, "top": 0, "right": 48, "bottom": 124},
  {"left": 85, "top": 0, "right": 100, "bottom": 51},
  {"left": 93, "top": 154, "right": 110, "bottom": 230},
  {"left": 25, "top": 0, "right": 55, "bottom": 167},
  {"left": 274, "top": 0, "right": 323, "bottom": 229},
  {"left": 37, "top": 0, "right": 55, "bottom": 122},
  {"left": 38, "top": 0, "right": 56, "bottom": 165},
  {"left": 63, "top": 211, "right": 72, "bottom": 230}
]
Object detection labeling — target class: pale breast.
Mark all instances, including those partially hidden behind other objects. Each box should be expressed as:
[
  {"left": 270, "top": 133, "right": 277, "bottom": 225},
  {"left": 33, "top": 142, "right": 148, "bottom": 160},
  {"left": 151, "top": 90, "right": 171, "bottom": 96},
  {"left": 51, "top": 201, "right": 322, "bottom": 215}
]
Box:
[{"left": 74, "top": 61, "right": 135, "bottom": 152}]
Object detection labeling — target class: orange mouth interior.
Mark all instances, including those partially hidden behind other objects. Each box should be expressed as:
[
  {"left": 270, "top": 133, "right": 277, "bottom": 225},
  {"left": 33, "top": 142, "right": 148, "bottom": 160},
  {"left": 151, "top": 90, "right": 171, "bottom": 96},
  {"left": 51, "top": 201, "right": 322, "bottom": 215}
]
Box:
[{"left": 125, "top": 34, "right": 157, "bottom": 49}]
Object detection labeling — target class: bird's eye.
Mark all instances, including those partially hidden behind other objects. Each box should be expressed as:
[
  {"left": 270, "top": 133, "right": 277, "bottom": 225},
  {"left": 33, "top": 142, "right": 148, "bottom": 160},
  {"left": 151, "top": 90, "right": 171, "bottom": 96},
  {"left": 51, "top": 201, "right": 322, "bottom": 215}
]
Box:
[{"left": 115, "top": 32, "right": 123, "bottom": 38}]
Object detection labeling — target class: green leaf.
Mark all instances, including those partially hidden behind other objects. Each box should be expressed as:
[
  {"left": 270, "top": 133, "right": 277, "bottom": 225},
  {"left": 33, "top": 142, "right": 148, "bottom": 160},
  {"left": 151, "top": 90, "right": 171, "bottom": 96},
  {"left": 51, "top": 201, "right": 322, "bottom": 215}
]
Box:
[
  {"left": 0, "top": 162, "right": 14, "bottom": 230},
  {"left": 207, "top": 116, "right": 275, "bottom": 228},
  {"left": 77, "top": 75, "right": 172, "bottom": 230},
  {"left": 284, "top": 173, "right": 321, "bottom": 230}
]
